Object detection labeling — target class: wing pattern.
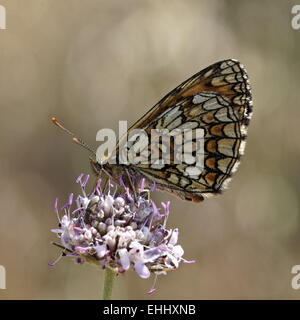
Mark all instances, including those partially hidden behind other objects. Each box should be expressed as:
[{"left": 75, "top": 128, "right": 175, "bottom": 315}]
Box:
[{"left": 113, "top": 59, "right": 252, "bottom": 202}]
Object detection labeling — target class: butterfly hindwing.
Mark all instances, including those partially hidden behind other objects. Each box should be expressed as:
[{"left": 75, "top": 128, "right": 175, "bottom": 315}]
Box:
[{"left": 113, "top": 59, "right": 252, "bottom": 202}]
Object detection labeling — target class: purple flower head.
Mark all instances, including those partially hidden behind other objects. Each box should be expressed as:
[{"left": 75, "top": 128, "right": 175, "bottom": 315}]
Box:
[{"left": 49, "top": 173, "right": 193, "bottom": 294}]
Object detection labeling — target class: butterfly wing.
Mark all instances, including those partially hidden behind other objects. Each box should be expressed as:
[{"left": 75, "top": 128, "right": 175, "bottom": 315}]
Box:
[{"left": 116, "top": 59, "right": 252, "bottom": 202}]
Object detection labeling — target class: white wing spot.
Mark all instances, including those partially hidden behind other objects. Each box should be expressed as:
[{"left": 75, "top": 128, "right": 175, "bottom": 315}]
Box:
[{"left": 192, "top": 94, "right": 209, "bottom": 105}]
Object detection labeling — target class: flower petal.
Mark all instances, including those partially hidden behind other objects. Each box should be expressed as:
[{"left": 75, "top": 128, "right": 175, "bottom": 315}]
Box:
[
  {"left": 134, "top": 261, "right": 150, "bottom": 278},
  {"left": 169, "top": 228, "right": 179, "bottom": 246},
  {"left": 51, "top": 229, "right": 63, "bottom": 234},
  {"left": 140, "top": 178, "right": 145, "bottom": 191},
  {"left": 96, "top": 244, "right": 107, "bottom": 258},
  {"left": 82, "top": 174, "right": 90, "bottom": 187},
  {"left": 118, "top": 248, "right": 130, "bottom": 270},
  {"left": 173, "top": 244, "right": 184, "bottom": 258},
  {"left": 146, "top": 288, "right": 156, "bottom": 295},
  {"left": 143, "top": 247, "right": 161, "bottom": 262},
  {"left": 76, "top": 173, "right": 84, "bottom": 183}
]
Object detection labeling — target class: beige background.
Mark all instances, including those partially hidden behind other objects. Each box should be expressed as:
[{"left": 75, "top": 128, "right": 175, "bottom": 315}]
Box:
[{"left": 0, "top": 0, "right": 300, "bottom": 299}]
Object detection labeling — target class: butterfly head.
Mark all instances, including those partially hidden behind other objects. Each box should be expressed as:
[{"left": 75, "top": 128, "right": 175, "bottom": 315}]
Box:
[
  {"left": 89, "top": 157, "right": 102, "bottom": 175},
  {"left": 89, "top": 156, "right": 121, "bottom": 182}
]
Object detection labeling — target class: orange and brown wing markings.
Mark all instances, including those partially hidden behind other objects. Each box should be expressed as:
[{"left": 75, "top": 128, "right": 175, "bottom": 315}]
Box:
[
  {"left": 182, "top": 82, "right": 235, "bottom": 100},
  {"left": 107, "top": 59, "right": 252, "bottom": 201}
]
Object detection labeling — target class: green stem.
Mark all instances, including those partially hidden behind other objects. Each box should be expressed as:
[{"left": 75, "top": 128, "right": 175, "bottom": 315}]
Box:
[{"left": 102, "top": 268, "right": 115, "bottom": 300}]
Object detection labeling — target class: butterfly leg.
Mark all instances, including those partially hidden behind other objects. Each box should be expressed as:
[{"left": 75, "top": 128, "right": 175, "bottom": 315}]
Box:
[{"left": 102, "top": 176, "right": 109, "bottom": 194}]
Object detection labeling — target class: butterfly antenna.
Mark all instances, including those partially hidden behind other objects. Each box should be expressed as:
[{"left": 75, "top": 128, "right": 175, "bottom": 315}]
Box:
[{"left": 51, "top": 117, "right": 96, "bottom": 156}]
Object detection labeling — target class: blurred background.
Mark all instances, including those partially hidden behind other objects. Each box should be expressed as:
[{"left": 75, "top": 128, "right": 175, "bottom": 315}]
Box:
[{"left": 0, "top": 0, "right": 299, "bottom": 299}]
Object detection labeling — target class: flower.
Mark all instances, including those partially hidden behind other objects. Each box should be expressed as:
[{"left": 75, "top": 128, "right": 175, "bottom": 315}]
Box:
[{"left": 49, "top": 174, "right": 194, "bottom": 293}]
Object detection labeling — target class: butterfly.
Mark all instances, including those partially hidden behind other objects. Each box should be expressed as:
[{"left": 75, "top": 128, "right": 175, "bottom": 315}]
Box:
[{"left": 53, "top": 59, "right": 252, "bottom": 202}]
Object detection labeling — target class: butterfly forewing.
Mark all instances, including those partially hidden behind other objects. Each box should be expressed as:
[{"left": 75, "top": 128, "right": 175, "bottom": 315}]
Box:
[{"left": 112, "top": 59, "right": 252, "bottom": 202}]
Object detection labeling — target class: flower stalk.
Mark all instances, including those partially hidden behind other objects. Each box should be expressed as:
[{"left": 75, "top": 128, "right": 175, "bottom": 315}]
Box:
[{"left": 102, "top": 268, "right": 115, "bottom": 300}]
